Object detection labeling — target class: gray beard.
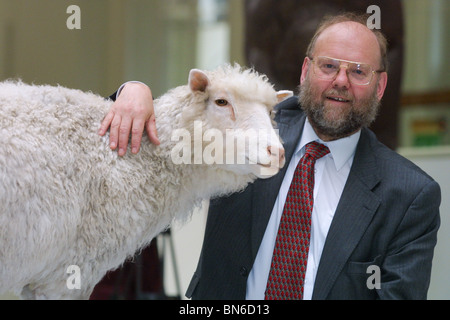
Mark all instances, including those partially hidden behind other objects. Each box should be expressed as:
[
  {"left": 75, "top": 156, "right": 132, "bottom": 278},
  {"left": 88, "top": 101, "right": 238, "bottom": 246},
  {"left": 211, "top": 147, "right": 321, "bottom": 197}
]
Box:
[{"left": 298, "top": 77, "right": 381, "bottom": 140}]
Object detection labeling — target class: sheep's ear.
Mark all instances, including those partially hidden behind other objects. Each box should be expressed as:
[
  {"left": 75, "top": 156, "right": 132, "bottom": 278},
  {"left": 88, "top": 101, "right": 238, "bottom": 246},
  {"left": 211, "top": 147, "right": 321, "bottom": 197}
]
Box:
[
  {"left": 189, "top": 69, "right": 210, "bottom": 93},
  {"left": 276, "top": 90, "right": 293, "bottom": 103}
]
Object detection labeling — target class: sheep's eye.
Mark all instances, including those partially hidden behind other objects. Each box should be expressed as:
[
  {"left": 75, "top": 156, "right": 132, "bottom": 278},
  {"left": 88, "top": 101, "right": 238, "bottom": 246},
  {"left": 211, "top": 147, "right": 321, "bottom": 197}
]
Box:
[{"left": 215, "top": 99, "right": 228, "bottom": 107}]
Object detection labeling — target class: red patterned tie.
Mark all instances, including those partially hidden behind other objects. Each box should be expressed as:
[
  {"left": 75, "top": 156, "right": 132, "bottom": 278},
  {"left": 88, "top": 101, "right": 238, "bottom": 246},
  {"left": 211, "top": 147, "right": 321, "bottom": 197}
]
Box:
[{"left": 265, "top": 141, "right": 330, "bottom": 300}]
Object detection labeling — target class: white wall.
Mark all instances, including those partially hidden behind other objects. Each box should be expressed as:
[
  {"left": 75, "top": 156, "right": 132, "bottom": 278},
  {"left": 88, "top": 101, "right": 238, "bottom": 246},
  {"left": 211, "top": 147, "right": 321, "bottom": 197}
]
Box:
[{"left": 0, "top": 0, "right": 123, "bottom": 95}]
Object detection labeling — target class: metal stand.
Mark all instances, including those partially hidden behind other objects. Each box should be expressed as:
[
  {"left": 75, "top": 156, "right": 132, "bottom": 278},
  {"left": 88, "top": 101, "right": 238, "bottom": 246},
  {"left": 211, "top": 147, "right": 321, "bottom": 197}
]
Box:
[
  {"left": 132, "top": 229, "right": 182, "bottom": 299},
  {"left": 108, "top": 229, "right": 182, "bottom": 300},
  {"left": 157, "top": 229, "right": 182, "bottom": 300}
]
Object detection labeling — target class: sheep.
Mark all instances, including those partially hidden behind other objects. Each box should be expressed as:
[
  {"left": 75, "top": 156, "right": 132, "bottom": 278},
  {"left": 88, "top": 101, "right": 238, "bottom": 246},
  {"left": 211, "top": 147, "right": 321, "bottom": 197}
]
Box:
[{"left": 0, "top": 64, "right": 291, "bottom": 299}]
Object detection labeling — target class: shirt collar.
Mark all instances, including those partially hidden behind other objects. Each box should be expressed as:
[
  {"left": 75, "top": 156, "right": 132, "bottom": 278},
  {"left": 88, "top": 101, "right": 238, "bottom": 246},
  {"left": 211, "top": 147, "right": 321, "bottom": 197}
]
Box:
[{"left": 297, "top": 118, "right": 361, "bottom": 171}]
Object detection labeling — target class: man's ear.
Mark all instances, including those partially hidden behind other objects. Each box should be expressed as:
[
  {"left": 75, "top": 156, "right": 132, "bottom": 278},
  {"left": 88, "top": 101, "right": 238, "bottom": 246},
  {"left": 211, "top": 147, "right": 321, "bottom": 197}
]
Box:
[
  {"left": 300, "top": 57, "right": 311, "bottom": 85},
  {"left": 376, "top": 71, "right": 388, "bottom": 101},
  {"left": 189, "top": 69, "right": 210, "bottom": 93}
]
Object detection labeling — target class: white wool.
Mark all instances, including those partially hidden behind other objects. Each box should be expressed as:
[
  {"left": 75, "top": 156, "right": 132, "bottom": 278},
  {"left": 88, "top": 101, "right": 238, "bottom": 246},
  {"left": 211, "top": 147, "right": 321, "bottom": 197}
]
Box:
[{"left": 0, "top": 64, "right": 286, "bottom": 299}]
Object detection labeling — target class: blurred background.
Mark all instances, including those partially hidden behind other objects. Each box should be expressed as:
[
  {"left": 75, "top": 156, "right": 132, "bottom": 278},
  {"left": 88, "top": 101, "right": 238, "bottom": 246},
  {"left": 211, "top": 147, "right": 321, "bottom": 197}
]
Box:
[{"left": 0, "top": 0, "right": 448, "bottom": 299}]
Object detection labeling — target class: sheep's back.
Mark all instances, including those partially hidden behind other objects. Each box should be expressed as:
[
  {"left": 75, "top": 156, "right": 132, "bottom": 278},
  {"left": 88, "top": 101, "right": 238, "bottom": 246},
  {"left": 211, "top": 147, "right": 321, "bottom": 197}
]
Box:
[
  {"left": 0, "top": 82, "right": 112, "bottom": 285},
  {"left": 0, "top": 81, "right": 186, "bottom": 293}
]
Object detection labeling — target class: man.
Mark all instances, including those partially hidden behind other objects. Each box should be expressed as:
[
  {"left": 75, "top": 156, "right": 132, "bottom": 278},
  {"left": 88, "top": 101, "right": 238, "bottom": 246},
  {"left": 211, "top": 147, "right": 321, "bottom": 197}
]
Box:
[{"left": 100, "top": 13, "right": 441, "bottom": 299}]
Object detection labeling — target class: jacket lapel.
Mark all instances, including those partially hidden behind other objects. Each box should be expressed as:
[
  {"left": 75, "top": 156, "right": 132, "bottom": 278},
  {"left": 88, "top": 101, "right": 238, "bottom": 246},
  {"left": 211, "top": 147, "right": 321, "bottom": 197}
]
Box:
[
  {"left": 312, "top": 128, "right": 381, "bottom": 299},
  {"left": 250, "top": 105, "right": 306, "bottom": 258}
]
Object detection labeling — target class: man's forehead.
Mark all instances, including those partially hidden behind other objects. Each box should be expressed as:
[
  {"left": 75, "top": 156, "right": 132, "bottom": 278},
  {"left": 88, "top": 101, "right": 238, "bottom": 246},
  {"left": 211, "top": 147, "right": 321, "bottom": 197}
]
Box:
[
  {"left": 320, "top": 21, "right": 374, "bottom": 37},
  {"left": 313, "top": 21, "right": 381, "bottom": 65}
]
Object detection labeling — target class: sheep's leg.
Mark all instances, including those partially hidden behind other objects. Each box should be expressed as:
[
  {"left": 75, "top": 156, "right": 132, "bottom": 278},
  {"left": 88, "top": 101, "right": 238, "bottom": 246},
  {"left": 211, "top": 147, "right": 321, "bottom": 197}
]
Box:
[
  {"left": 20, "top": 282, "right": 92, "bottom": 300},
  {"left": 20, "top": 284, "right": 55, "bottom": 300},
  {"left": 20, "top": 285, "right": 39, "bottom": 300}
]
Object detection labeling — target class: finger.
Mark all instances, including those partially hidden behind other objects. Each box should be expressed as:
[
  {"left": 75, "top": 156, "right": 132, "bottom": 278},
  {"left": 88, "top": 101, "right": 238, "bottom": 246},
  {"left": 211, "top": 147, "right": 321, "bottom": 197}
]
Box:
[
  {"left": 130, "top": 119, "right": 145, "bottom": 154},
  {"left": 108, "top": 114, "right": 122, "bottom": 150},
  {"left": 146, "top": 115, "right": 161, "bottom": 145},
  {"left": 118, "top": 116, "right": 132, "bottom": 156},
  {"left": 98, "top": 111, "right": 115, "bottom": 136}
]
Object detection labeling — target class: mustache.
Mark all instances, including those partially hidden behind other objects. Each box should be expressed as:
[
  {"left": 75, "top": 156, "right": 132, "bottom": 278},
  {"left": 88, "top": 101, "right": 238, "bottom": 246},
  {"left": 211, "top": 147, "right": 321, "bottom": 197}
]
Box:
[{"left": 323, "top": 88, "right": 353, "bottom": 100}]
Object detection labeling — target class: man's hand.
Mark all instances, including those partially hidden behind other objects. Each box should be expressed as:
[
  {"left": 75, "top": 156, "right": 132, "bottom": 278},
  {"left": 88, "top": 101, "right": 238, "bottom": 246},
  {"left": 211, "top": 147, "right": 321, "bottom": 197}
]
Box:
[{"left": 98, "top": 82, "right": 160, "bottom": 156}]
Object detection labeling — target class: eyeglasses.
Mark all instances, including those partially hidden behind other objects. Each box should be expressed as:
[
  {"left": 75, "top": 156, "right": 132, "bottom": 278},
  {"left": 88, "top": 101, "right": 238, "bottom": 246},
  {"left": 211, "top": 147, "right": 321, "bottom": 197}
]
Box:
[{"left": 309, "top": 56, "right": 384, "bottom": 86}]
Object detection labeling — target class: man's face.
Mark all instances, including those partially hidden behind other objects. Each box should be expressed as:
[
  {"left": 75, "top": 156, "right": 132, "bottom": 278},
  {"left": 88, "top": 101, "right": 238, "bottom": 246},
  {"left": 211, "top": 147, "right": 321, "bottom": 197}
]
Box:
[{"left": 299, "top": 22, "right": 388, "bottom": 141}]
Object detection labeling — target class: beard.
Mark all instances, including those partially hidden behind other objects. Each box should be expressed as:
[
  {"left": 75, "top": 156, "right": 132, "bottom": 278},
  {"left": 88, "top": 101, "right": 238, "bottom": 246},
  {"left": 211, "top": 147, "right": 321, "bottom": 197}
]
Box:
[{"left": 298, "top": 76, "right": 381, "bottom": 140}]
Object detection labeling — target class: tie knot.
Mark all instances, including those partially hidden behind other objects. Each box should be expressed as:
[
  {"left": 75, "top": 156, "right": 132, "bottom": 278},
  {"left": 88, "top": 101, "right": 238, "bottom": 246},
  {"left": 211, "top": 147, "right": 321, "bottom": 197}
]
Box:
[{"left": 305, "top": 141, "right": 330, "bottom": 161}]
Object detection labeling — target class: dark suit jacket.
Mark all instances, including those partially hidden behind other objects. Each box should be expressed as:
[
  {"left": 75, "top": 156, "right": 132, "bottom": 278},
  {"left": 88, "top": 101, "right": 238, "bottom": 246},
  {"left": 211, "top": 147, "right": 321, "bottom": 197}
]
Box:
[{"left": 186, "top": 96, "right": 441, "bottom": 300}]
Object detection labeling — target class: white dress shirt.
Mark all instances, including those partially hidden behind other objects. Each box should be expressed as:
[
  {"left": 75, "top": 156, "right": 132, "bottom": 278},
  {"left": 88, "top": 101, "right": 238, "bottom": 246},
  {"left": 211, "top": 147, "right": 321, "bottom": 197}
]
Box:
[{"left": 246, "top": 118, "right": 360, "bottom": 300}]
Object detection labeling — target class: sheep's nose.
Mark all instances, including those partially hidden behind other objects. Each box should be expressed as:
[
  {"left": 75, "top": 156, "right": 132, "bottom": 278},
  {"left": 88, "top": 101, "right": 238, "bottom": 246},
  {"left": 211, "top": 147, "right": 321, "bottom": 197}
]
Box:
[{"left": 267, "top": 146, "right": 285, "bottom": 167}]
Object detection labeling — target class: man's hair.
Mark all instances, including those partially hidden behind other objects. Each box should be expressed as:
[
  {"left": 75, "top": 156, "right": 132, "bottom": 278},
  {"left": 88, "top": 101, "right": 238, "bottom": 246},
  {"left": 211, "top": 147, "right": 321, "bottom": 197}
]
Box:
[{"left": 305, "top": 12, "right": 389, "bottom": 73}]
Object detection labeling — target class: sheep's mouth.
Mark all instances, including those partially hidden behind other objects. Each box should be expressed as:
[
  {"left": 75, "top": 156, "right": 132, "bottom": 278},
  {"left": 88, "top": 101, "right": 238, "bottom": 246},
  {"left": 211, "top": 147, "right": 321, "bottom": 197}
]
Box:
[
  {"left": 257, "top": 162, "right": 272, "bottom": 168},
  {"left": 244, "top": 157, "right": 268, "bottom": 167},
  {"left": 253, "top": 160, "right": 282, "bottom": 179},
  {"left": 245, "top": 157, "right": 279, "bottom": 169},
  {"left": 259, "top": 160, "right": 286, "bottom": 170}
]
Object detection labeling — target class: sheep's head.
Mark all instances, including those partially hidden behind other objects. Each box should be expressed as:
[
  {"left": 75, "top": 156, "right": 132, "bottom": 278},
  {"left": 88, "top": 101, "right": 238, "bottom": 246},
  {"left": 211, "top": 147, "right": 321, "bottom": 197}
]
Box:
[{"left": 172, "top": 64, "right": 291, "bottom": 179}]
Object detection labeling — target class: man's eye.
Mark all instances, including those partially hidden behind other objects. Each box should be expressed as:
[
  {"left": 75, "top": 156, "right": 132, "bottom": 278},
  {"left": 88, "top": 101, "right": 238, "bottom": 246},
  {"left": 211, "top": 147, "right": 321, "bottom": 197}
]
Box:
[
  {"left": 320, "top": 63, "right": 338, "bottom": 72},
  {"left": 352, "top": 68, "right": 368, "bottom": 77},
  {"left": 215, "top": 99, "right": 228, "bottom": 106}
]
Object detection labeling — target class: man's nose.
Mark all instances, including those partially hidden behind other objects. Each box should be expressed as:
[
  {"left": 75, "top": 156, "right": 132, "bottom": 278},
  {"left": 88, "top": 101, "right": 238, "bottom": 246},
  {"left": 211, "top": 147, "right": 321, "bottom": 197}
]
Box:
[{"left": 332, "top": 67, "right": 350, "bottom": 88}]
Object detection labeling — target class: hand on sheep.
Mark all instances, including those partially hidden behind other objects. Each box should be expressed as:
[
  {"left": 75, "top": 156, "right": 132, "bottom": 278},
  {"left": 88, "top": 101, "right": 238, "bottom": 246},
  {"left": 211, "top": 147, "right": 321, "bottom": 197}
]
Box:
[{"left": 99, "top": 82, "right": 160, "bottom": 156}]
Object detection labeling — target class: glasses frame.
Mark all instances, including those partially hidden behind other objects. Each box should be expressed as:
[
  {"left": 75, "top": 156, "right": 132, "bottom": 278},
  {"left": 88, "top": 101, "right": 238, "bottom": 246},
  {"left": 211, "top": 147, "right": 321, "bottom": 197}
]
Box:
[{"left": 309, "top": 56, "right": 384, "bottom": 86}]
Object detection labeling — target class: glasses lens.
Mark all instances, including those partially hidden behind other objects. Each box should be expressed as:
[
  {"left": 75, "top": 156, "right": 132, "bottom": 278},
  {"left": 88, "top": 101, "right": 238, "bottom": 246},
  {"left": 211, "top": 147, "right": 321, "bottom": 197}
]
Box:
[
  {"left": 315, "top": 57, "right": 339, "bottom": 78},
  {"left": 313, "top": 57, "right": 373, "bottom": 85},
  {"left": 348, "top": 63, "right": 372, "bottom": 85}
]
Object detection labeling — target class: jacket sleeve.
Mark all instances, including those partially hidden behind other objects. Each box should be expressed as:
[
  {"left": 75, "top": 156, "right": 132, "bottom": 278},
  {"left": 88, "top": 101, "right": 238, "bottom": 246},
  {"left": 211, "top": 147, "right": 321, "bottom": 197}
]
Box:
[
  {"left": 108, "top": 91, "right": 117, "bottom": 101},
  {"left": 379, "top": 179, "right": 441, "bottom": 299},
  {"left": 107, "top": 81, "right": 148, "bottom": 102}
]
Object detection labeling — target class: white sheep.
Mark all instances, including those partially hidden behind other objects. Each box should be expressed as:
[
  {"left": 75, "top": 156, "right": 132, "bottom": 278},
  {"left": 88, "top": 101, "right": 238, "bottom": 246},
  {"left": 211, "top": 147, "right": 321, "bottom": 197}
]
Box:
[{"left": 0, "top": 64, "right": 291, "bottom": 299}]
